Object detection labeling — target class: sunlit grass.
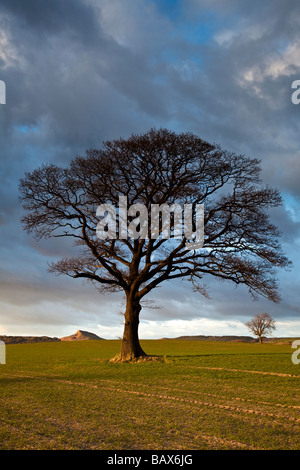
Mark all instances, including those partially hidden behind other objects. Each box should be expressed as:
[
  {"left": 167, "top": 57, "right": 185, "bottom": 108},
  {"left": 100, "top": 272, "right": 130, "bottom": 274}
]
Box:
[{"left": 0, "top": 340, "right": 299, "bottom": 450}]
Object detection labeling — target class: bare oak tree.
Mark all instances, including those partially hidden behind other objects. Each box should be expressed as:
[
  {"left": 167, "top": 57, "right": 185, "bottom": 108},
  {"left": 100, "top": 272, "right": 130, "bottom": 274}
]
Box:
[
  {"left": 246, "top": 313, "right": 276, "bottom": 343},
  {"left": 19, "top": 128, "right": 290, "bottom": 361}
]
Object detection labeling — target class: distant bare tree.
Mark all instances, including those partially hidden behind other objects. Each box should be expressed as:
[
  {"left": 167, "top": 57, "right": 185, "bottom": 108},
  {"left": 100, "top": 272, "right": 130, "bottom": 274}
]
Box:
[
  {"left": 19, "top": 128, "right": 290, "bottom": 361},
  {"left": 246, "top": 313, "right": 276, "bottom": 343}
]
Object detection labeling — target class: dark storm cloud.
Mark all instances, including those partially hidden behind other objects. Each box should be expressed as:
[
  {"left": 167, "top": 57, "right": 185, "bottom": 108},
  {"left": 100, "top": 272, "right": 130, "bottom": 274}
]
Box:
[
  {"left": 0, "top": 0, "right": 100, "bottom": 40},
  {"left": 0, "top": 0, "right": 174, "bottom": 155}
]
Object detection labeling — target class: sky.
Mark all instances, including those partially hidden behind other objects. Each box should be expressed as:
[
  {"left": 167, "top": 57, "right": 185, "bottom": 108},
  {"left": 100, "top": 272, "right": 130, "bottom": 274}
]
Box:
[{"left": 0, "top": 0, "right": 300, "bottom": 339}]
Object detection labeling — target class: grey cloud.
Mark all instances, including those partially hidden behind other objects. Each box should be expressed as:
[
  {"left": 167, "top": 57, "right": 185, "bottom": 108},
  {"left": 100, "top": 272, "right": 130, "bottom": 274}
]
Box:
[{"left": 0, "top": 0, "right": 100, "bottom": 42}]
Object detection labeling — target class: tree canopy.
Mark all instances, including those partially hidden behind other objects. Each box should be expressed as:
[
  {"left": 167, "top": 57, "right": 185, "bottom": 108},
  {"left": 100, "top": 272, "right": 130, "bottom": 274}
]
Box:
[
  {"left": 246, "top": 313, "right": 276, "bottom": 343},
  {"left": 19, "top": 128, "right": 290, "bottom": 360}
]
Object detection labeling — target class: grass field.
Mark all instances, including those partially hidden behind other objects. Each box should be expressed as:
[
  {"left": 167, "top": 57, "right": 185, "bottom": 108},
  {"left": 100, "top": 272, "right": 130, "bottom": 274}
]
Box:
[{"left": 0, "top": 339, "right": 299, "bottom": 450}]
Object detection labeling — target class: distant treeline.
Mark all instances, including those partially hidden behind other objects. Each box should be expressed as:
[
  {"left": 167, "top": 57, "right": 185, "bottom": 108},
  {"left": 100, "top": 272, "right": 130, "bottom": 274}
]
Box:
[
  {"left": 161, "top": 335, "right": 296, "bottom": 343},
  {"left": 0, "top": 336, "right": 61, "bottom": 344}
]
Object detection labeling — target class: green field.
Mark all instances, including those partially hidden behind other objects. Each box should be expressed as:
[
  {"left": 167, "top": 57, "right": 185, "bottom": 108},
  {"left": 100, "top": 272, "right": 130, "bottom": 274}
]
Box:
[{"left": 0, "top": 339, "right": 299, "bottom": 450}]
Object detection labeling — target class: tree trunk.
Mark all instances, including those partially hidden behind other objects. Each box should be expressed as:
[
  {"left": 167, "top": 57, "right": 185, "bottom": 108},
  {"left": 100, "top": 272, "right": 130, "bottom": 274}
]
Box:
[{"left": 119, "top": 294, "right": 147, "bottom": 361}]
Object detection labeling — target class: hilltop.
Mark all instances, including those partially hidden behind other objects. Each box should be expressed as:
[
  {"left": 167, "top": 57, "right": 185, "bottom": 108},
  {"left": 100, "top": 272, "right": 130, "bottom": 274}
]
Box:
[{"left": 60, "top": 330, "right": 104, "bottom": 341}]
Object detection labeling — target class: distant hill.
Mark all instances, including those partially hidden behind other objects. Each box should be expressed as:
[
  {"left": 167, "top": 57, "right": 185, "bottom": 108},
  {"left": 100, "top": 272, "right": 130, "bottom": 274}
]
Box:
[
  {"left": 161, "top": 335, "right": 256, "bottom": 342},
  {"left": 60, "top": 330, "right": 104, "bottom": 341},
  {"left": 1, "top": 332, "right": 296, "bottom": 345},
  {"left": 0, "top": 335, "right": 60, "bottom": 345},
  {"left": 0, "top": 330, "right": 104, "bottom": 344}
]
